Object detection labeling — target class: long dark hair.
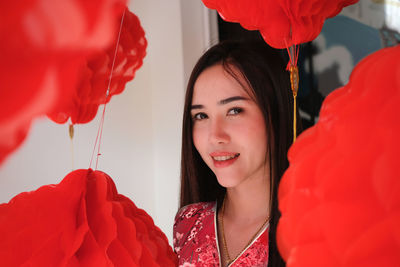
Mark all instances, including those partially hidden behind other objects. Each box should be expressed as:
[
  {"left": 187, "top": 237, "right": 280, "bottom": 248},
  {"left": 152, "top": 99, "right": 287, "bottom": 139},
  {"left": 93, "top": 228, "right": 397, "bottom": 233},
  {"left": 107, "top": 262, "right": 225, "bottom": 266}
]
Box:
[{"left": 179, "top": 40, "right": 297, "bottom": 267}]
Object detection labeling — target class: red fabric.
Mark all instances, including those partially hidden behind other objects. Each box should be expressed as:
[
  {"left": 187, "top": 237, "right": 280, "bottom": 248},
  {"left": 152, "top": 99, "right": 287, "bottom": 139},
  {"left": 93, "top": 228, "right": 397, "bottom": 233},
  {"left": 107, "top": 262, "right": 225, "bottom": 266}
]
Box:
[
  {"left": 201, "top": 0, "right": 358, "bottom": 49},
  {"left": 173, "top": 202, "right": 269, "bottom": 266},
  {"left": 48, "top": 9, "right": 147, "bottom": 124},
  {"left": 0, "top": 169, "right": 178, "bottom": 266},
  {"left": 0, "top": 0, "right": 127, "bottom": 165},
  {"left": 277, "top": 45, "right": 400, "bottom": 267}
]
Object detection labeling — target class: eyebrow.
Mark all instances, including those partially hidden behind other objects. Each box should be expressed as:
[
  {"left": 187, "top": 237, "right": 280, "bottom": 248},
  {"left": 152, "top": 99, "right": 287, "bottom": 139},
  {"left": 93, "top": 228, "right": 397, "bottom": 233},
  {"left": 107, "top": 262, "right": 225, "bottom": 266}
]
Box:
[
  {"left": 191, "top": 96, "right": 249, "bottom": 110},
  {"left": 219, "top": 96, "right": 249, "bottom": 105}
]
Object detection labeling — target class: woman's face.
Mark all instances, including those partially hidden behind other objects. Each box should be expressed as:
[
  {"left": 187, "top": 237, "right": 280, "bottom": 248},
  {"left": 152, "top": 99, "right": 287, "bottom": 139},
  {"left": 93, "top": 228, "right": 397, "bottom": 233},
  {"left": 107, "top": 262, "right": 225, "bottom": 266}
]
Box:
[{"left": 191, "top": 64, "right": 269, "bottom": 189}]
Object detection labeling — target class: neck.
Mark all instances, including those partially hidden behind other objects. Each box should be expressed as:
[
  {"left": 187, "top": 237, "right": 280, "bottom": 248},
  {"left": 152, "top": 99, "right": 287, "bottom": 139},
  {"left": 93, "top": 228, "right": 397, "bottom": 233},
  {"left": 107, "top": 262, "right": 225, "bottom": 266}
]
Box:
[{"left": 224, "top": 174, "right": 270, "bottom": 224}]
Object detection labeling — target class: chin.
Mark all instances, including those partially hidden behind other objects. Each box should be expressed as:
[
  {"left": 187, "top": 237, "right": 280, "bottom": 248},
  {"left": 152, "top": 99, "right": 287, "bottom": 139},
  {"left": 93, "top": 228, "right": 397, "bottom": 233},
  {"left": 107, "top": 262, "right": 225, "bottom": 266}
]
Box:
[{"left": 215, "top": 175, "right": 242, "bottom": 189}]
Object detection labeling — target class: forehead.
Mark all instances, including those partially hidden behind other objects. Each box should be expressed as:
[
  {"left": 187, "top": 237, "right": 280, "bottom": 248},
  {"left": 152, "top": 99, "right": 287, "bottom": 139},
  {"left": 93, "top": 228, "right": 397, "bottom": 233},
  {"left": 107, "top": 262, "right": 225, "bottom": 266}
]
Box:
[{"left": 192, "top": 64, "right": 251, "bottom": 104}]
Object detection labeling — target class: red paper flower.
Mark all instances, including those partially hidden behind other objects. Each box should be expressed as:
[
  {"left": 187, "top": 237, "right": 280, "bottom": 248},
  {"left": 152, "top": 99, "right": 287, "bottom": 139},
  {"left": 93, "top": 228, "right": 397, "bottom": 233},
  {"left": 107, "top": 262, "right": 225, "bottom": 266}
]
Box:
[
  {"left": 0, "top": 0, "right": 127, "bottom": 165},
  {"left": 201, "top": 0, "right": 358, "bottom": 48},
  {"left": 277, "top": 45, "right": 400, "bottom": 267},
  {"left": 0, "top": 169, "right": 178, "bottom": 266},
  {"left": 48, "top": 9, "right": 147, "bottom": 124}
]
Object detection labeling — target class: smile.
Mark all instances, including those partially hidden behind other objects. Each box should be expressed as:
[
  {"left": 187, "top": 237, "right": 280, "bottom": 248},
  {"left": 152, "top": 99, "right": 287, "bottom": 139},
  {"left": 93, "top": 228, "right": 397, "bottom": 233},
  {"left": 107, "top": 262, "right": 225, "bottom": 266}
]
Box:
[
  {"left": 211, "top": 153, "right": 240, "bottom": 161},
  {"left": 210, "top": 153, "right": 240, "bottom": 168}
]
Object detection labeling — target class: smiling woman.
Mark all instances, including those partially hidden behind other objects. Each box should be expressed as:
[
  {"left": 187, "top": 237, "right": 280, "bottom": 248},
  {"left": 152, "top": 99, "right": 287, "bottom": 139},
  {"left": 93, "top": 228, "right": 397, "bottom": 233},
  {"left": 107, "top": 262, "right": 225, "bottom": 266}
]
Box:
[
  {"left": 191, "top": 64, "right": 268, "bottom": 190},
  {"left": 173, "top": 40, "right": 298, "bottom": 267}
]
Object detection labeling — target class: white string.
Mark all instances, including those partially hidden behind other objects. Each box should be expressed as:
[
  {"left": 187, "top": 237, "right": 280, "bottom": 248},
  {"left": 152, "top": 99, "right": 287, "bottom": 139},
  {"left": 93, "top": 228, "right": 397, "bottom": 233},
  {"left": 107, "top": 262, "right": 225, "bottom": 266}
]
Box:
[{"left": 89, "top": 8, "right": 127, "bottom": 170}]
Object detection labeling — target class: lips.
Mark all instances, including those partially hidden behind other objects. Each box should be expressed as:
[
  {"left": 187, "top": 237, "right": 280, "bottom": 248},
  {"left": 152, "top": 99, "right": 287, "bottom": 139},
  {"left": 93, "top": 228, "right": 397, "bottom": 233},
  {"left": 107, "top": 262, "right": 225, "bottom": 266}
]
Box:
[{"left": 209, "top": 152, "right": 240, "bottom": 168}]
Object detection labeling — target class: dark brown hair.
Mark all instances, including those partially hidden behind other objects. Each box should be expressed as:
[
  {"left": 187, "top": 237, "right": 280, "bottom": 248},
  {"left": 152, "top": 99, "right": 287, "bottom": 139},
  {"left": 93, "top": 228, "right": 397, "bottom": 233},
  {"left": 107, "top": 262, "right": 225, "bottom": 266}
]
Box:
[{"left": 179, "top": 40, "right": 297, "bottom": 267}]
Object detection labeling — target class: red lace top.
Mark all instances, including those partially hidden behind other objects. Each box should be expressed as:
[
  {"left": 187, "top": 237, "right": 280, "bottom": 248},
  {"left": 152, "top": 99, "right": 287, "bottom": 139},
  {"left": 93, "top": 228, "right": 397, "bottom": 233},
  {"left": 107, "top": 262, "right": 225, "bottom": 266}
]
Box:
[{"left": 173, "top": 202, "right": 269, "bottom": 267}]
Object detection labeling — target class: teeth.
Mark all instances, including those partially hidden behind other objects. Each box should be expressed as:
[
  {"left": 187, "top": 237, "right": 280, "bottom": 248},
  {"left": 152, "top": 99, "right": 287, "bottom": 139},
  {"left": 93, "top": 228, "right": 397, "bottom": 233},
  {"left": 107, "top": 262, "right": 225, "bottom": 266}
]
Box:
[{"left": 212, "top": 154, "right": 239, "bottom": 161}]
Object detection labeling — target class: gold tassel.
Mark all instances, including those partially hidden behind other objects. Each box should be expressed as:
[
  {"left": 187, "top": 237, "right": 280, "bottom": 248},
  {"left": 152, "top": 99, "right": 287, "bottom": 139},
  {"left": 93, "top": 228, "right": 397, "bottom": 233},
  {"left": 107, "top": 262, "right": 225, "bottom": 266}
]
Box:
[
  {"left": 289, "top": 65, "right": 299, "bottom": 143},
  {"left": 69, "top": 124, "right": 74, "bottom": 139},
  {"left": 69, "top": 124, "right": 75, "bottom": 170}
]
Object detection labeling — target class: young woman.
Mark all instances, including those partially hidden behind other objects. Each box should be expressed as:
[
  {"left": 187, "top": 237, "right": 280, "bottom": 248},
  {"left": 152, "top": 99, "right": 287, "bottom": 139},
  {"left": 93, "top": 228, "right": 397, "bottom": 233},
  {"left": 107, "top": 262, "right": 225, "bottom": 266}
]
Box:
[{"left": 173, "top": 40, "right": 296, "bottom": 267}]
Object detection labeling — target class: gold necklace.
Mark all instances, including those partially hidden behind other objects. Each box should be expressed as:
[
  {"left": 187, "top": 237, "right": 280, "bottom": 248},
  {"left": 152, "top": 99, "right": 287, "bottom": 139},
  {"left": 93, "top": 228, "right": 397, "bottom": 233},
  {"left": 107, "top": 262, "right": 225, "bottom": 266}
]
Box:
[{"left": 218, "top": 195, "right": 270, "bottom": 266}]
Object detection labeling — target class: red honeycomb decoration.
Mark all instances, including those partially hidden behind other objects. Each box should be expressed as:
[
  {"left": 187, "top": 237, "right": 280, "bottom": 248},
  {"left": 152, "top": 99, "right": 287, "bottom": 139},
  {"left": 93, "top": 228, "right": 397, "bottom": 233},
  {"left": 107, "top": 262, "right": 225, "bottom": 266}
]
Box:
[
  {"left": 48, "top": 9, "right": 147, "bottom": 124},
  {"left": 0, "top": 0, "right": 127, "bottom": 165},
  {"left": 278, "top": 45, "right": 400, "bottom": 267},
  {"left": 0, "top": 169, "right": 178, "bottom": 266},
  {"left": 201, "top": 0, "right": 358, "bottom": 49}
]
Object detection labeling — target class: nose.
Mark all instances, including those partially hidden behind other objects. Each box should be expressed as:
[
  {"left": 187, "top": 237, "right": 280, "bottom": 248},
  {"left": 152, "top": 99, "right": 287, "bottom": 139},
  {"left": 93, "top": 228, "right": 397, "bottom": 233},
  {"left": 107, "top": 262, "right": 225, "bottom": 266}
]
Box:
[{"left": 208, "top": 117, "right": 230, "bottom": 145}]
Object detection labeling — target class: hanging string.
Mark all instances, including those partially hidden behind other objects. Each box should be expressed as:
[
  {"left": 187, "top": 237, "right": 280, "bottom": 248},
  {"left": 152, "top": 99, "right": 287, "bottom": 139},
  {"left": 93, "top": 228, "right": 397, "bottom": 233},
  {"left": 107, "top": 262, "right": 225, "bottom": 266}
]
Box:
[
  {"left": 89, "top": 115, "right": 102, "bottom": 169},
  {"left": 94, "top": 103, "right": 107, "bottom": 169},
  {"left": 285, "top": 40, "right": 300, "bottom": 144},
  {"left": 89, "top": 8, "right": 127, "bottom": 170}
]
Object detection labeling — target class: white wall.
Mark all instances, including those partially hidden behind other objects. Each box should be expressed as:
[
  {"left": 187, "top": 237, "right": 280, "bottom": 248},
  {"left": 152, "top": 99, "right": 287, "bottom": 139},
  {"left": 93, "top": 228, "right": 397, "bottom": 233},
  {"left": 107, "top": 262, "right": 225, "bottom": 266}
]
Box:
[{"left": 0, "top": 0, "right": 215, "bottom": 243}]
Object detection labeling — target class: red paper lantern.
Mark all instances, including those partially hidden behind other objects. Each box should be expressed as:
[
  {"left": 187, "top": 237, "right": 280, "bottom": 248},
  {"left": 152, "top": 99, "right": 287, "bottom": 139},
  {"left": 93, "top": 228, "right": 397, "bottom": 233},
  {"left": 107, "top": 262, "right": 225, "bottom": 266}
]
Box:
[
  {"left": 201, "top": 0, "right": 358, "bottom": 49},
  {"left": 0, "top": 169, "right": 178, "bottom": 266},
  {"left": 277, "top": 45, "right": 400, "bottom": 267},
  {"left": 48, "top": 9, "right": 147, "bottom": 124},
  {"left": 0, "top": 0, "right": 127, "bottom": 165}
]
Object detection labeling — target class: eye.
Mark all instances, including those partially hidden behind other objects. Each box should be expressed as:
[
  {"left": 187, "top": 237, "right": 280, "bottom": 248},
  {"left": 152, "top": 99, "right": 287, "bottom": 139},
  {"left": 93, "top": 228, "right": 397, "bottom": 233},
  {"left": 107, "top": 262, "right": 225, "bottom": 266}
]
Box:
[
  {"left": 227, "top": 107, "right": 243, "bottom": 115},
  {"left": 192, "top": 112, "right": 208, "bottom": 121}
]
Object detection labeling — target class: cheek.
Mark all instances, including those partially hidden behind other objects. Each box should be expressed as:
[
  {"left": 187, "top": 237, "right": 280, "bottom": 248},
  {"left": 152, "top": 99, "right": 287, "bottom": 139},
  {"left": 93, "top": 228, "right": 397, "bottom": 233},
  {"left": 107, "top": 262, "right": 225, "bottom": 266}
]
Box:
[
  {"left": 192, "top": 126, "right": 207, "bottom": 156},
  {"left": 242, "top": 118, "right": 268, "bottom": 151}
]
